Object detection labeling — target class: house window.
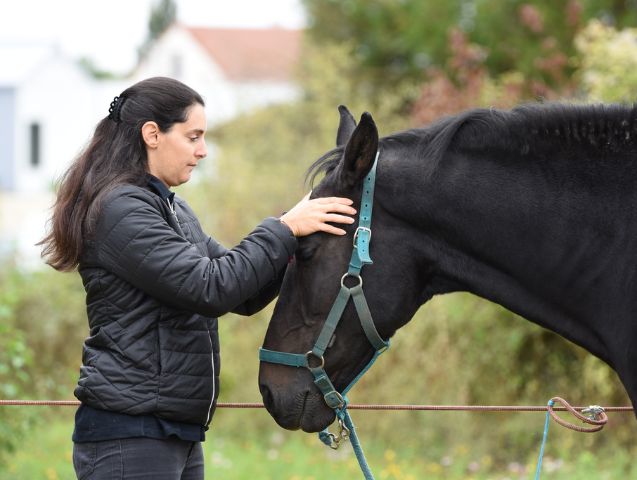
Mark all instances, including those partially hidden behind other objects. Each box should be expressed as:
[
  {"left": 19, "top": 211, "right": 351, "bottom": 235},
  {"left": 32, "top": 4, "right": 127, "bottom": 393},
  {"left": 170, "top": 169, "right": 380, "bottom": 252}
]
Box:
[{"left": 29, "top": 122, "right": 41, "bottom": 167}]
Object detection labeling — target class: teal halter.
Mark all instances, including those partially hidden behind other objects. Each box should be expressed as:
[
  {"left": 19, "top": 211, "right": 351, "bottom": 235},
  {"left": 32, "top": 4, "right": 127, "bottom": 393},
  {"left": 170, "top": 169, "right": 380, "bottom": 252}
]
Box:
[{"left": 260, "top": 151, "right": 388, "bottom": 479}]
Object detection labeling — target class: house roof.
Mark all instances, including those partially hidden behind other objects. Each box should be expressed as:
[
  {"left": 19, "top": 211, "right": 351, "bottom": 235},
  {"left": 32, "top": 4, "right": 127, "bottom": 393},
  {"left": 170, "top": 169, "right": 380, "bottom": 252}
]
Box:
[
  {"left": 0, "top": 44, "right": 56, "bottom": 86},
  {"left": 185, "top": 26, "right": 302, "bottom": 82}
]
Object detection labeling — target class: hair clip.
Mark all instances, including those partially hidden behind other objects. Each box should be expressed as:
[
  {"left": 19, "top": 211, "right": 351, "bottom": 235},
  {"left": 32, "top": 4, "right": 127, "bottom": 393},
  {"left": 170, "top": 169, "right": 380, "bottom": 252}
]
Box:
[{"left": 108, "top": 96, "right": 126, "bottom": 123}]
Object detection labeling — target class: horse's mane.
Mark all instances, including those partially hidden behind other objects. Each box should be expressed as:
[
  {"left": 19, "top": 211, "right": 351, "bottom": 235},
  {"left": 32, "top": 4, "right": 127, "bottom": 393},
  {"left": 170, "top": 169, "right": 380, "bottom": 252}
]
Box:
[{"left": 307, "top": 102, "right": 637, "bottom": 185}]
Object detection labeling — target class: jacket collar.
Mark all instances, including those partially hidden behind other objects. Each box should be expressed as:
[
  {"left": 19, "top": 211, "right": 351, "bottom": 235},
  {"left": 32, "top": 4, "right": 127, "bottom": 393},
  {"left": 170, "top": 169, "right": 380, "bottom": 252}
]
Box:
[{"left": 146, "top": 174, "right": 175, "bottom": 204}]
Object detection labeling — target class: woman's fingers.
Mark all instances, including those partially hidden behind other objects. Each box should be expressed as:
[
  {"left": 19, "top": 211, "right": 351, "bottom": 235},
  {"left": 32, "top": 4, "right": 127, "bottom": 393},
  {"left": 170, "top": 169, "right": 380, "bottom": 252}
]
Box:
[
  {"left": 280, "top": 195, "right": 357, "bottom": 237},
  {"left": 322, "top": 213, "right": 356, "bottom": 225},
  {"left": 316, "top": 196, "right": 354, "bottom": 205},
  {"left": 312, "top": 198, "right": 356, "bottom": 218},
  {"left": 318, "top": 224, "right": 348, "bottom": 236}
]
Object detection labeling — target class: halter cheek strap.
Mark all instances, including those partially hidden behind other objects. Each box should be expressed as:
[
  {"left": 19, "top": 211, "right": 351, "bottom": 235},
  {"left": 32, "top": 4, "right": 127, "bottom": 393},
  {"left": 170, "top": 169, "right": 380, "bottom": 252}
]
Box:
[
  {"left": 259, "top": 151, "right": 386, "bottom": 479},
  {"left": 259, "top": 150, "right": 388, "bottom": 407}
]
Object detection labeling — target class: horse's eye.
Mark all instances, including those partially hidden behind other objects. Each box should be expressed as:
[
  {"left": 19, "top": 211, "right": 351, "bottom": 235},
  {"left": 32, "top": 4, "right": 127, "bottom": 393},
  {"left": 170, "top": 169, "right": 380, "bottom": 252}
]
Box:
[{"left": 295, "top": 244, "right": 317, "bottom": 262}]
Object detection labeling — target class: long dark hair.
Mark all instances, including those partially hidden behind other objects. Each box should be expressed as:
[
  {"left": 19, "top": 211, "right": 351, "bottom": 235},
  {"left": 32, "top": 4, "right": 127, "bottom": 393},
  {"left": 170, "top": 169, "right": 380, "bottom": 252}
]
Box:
[{"left": 40, "top": 76, "right": 205, "bottom": 271}]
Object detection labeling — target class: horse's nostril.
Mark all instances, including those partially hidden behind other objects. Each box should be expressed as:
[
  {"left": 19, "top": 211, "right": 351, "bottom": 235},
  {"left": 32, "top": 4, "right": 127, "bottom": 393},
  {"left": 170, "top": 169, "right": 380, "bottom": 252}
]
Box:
[{"left": 260, "top": 384, "right": 274, "bottom": 409}]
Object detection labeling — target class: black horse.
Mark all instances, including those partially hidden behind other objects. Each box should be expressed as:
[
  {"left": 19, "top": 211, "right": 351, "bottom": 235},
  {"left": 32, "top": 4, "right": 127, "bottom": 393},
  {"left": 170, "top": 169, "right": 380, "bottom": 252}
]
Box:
[{"left": 259, "top": 103, "right": 637, "bottom": 433}]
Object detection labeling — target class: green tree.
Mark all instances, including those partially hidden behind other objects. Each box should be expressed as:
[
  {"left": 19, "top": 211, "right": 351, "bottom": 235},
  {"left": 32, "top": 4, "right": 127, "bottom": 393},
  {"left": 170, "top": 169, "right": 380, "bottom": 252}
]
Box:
[
  {"left": 138, "top": 0, "right": 177, "bottom": 60},
  {"left": 303, "top": 0, "right": 637, "bottom": 92}
]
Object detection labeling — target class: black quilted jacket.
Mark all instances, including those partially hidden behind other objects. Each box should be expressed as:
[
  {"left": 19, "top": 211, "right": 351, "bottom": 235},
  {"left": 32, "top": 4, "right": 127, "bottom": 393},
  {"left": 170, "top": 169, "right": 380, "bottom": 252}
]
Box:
[{"left": 74, "top": 183, "right": 297, "bottom": 426}]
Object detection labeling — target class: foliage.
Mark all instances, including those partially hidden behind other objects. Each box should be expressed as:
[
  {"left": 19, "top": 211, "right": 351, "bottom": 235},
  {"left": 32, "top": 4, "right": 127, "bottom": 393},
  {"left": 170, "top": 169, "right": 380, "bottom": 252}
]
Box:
[
  {"left": 0, "top": 264, "right": 34, "bottom": 467},
  {"left": 3, "top": 412, "right": 637, "bottom": 479},
  {"left": 303, "top": 0, "right": 637, "bottom": 94},
  {"left": 410, "top": 29, "right": 544, "bottom": 126},
  {"left": 0, "top": 261, "right": 86, "bottom": 469},
  {"left": 77, "top": 57, "right": 122, "bottom": 80},
  {"left": 137, "top": 0, "right": 177, "bottom": 61},
  {"left": 1, "top": 267, "right": 86, "bottom": 399},
  {"left": 574, "top": 19, "right": 637, "bottom": 102}
]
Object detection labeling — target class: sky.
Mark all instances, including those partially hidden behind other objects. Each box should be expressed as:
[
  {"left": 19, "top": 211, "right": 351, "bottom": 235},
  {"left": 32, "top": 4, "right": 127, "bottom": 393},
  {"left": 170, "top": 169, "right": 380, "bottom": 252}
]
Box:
[{"left": 0, "top": 0, "right": 306, "bottom": 75}]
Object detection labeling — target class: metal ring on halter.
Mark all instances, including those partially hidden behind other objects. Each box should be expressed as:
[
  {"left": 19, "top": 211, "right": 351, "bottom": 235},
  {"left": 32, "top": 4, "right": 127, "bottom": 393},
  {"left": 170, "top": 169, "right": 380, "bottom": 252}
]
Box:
[
  {"left": 305, "top": 351, "right": 325, "bottom": 369},
  {"left": 341, "top": 273, "right": 363, "bottom": 288}
]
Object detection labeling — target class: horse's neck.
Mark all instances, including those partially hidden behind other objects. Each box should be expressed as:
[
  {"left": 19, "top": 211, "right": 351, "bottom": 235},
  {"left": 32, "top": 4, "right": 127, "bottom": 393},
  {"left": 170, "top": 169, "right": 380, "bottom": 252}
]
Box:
[{"left": 392, "top": 147, "right": 637, "bottom": 363}]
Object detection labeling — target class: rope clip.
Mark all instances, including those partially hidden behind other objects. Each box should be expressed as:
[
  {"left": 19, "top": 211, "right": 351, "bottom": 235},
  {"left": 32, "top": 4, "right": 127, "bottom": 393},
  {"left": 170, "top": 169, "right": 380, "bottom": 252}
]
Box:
[
  {"left": 582, "top": 405, "right": 605, "bottom": 421},
  {"left": 324, "top": 418, "right": 351, "bottom": 450}
]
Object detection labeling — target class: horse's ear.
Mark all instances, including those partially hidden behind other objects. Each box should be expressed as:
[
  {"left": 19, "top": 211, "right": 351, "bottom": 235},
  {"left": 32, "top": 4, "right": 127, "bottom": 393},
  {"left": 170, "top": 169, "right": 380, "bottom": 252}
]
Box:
[
  {"left": 336, "top": 105, "right": 357, "bottom": 147},
  {"left": 340, "top": 112, "right": 378, "bottom": 186}
]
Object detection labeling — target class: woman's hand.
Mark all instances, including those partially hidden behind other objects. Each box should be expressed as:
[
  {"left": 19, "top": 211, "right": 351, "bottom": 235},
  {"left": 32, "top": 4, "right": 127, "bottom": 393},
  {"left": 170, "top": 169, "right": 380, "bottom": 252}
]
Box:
[{"left": 279, "top": 194, "right": 356, "bottom": 237}]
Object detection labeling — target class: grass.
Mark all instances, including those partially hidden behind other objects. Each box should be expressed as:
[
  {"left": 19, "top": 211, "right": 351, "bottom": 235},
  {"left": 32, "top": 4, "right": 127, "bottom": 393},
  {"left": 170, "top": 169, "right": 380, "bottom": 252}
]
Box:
[{"left": 1, "top": 409, "right": 636, "bottom": 479}]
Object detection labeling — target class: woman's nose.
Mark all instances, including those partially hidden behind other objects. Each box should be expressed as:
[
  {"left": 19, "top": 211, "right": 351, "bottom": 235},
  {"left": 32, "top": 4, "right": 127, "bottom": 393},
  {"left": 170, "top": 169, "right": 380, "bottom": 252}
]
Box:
[{"left": 196, "top": 142, "right": 208, "bottom": 159}]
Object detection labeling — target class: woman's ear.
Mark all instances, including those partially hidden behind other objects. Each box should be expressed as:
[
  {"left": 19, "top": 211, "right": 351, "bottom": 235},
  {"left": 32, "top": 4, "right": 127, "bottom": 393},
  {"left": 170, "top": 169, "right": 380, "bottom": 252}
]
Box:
[{"left": 141, "top": 121, "right": 160, "bottom": 149}]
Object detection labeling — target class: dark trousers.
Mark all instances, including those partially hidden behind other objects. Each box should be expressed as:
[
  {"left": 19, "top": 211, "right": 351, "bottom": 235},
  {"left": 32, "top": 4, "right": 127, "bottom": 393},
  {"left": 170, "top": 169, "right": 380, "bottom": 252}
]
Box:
[{"left": 73, "top": 437, "right": 204, "bottom": 480}]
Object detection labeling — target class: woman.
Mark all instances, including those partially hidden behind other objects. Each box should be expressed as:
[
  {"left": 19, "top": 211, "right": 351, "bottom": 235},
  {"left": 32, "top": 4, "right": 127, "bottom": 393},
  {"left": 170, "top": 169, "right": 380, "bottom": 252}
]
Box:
[{"left": 40, "top": 77, "right": 356, "bottom": 479}]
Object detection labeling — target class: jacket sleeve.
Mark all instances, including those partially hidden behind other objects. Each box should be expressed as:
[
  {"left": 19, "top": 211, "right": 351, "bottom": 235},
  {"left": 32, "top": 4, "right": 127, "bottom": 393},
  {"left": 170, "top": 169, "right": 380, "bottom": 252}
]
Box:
[
  {"left": 231, "top": 266, "right": 288, "bottom": 316},
  {"left": 205, "top": 234, "right": 290, "bottom": 316},
  {"left": 95, "top": 190, "right": 297, "bottom": 318}
]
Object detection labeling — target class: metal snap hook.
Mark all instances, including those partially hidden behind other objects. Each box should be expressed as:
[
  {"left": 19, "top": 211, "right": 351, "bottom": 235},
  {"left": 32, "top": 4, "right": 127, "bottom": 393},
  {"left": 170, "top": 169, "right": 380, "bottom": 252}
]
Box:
[
  {"left": 326, "top": 432, "right": 340, "bottom": 450},
  {"left": 582, "top": 405, "right": 606, "bottom": 421},
  {"left": 338, "top": 418, "right": 350, "bottom": 442}
]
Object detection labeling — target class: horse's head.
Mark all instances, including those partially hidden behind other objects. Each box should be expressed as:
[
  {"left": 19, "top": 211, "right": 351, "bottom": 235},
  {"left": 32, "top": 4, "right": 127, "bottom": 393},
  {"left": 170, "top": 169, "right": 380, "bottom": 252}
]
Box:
[{"left": 259, "top": 107, "right": 428, "bottom": 432}]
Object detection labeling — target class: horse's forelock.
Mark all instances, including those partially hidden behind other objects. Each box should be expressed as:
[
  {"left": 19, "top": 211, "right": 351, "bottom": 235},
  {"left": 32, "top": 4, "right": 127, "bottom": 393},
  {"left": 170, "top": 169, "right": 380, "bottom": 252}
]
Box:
[{"left": 305, "top": 147, "right": 344, "bottom": 188}]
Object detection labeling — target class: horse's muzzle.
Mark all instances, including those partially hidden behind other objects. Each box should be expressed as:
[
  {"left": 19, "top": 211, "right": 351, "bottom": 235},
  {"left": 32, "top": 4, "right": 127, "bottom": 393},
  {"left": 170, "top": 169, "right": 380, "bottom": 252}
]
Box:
[{"left": 259, "top": 374, "right": 336, "bottom": 432}]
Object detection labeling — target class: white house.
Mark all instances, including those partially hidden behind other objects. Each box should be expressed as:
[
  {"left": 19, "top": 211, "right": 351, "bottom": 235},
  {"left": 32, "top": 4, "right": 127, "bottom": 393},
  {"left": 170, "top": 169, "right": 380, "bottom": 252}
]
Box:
[
  {"left": 0, "top": 26, "right": 302, "bottom": 267},
  {"left": 0, "top": 44, "right": 100, "bottom": 193},
  {"left": 0, "top": 44, "right": 115, "bottom": 266},
  {"left": 132, "top": 24, "right": 302, "bottom": 126}
]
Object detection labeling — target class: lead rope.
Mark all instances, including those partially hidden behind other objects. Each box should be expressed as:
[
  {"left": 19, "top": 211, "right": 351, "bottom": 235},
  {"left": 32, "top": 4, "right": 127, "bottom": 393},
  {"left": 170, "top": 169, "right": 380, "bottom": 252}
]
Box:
[
  {"left": 313, "top": 153, "right": 382, "bottom": 479},
  {"left": 318, "top": 347, "right": 388, "bottom": 479},
  {"left": 534, "top": 396, "right": 608, "bottom": 480},
  {"left": 316, "top": 404, "right": 374, "bottom": 479},
  {"left": 343, "top": 409, "right": 374, "bottom": 479}
]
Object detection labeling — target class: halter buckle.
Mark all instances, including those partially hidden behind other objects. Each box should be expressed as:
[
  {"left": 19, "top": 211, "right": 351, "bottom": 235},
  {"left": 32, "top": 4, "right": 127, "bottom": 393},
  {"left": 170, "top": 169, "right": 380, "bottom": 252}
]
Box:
[
  {"left": 324, "top": 390, "right": 346, "bottom": 410},
  {"left": 353, "top": 227, "right": 371, "bottom": 247}
]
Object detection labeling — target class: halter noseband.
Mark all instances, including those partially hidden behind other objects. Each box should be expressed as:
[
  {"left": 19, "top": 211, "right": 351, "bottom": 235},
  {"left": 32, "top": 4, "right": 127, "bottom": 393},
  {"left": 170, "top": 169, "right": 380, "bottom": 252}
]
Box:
[{"left": 259, "top": 149, "right": 389, "bottom": 416}]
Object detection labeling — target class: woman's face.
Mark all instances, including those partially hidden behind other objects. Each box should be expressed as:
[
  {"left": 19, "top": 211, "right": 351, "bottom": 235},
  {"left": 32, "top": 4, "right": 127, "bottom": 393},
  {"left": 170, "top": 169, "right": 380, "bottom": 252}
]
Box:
[{"left": 146, "top": 103, "right": 208, "bottom": 187}]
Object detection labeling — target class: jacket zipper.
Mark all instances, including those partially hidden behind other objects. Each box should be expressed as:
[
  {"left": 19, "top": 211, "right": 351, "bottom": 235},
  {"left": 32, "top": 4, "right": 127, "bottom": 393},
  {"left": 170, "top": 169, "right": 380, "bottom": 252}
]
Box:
[
  {"left": 167, "top": 195, "right": 214, "bottom": 424},
  {"left": 206, "top": 330, "right": 216, "bottom": 425},
  {"left": 167, "top": 197, "right": 178, "bottom": 220}
]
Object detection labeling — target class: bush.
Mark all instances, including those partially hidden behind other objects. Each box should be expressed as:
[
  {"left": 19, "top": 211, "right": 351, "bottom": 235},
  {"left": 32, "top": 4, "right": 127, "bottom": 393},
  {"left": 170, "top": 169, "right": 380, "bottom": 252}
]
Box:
[
  {"left": 0, "top": 265, "right": 34, "bottom": 467},
  {"left": 0, "top": 260, "right": 86, "bottom": 469},
  {"left": 574, "top": 20, "right": 637, "bottom": 102}
]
